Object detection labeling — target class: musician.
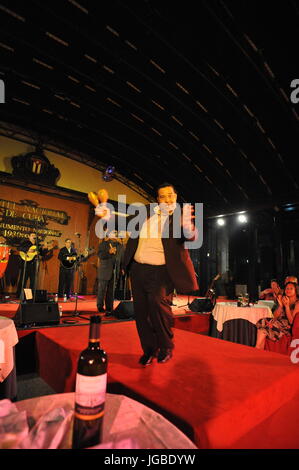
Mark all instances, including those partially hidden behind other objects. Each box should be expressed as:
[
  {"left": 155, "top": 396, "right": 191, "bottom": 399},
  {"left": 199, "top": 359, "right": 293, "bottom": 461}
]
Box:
[
  {"left": 58, "top": 238, "right": 77, "bottom": 299},
  {"left": 58, "top": 238, "right": 89, "bottom": 299},
  {"left": 97, "top": 230, "right": 121, "bottom": 316},
  {"left": 17, "top": 232, "right": 48, "bottom": 297},
  {"left": 0, "top": 235, "right": 8, "bottom": 297}
]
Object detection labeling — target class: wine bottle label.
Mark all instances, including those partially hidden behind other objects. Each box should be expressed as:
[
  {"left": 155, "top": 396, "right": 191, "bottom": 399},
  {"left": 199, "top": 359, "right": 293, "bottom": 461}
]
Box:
[{"left": 75, "top": 373, "right": 107, "bottom": 408}]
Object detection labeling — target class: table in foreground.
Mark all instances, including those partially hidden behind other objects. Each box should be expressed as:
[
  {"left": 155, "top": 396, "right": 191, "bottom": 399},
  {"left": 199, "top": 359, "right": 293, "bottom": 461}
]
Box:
[
  {"left": 15, "top": 392, "right": 197, "bottom": 449},
  {"left": 0, "top": 315, "right": 18, "bottom": 400}
]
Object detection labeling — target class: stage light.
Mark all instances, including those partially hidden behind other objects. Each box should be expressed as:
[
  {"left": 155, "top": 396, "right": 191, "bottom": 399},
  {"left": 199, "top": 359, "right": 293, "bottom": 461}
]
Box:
[
  {"left": 217, "top": 218, "right": 225, "bottom": 226},
  {"left": 238, "top": 214, "right": 247, "bottom": 223},
  {"left": 103, "top": 165, "right": 115, "bottom": 182},
  {"left": 107, "top": 166, "right": 115, "bottom": 174}
]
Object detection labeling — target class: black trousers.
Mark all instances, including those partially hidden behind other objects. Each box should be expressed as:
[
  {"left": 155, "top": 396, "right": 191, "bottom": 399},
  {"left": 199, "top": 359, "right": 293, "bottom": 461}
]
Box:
[
  {"left": 58, "top": 266, "right": 74, "bottom": 298},
  {"left": 130, "top": 261, "right": 174, "bottom": 353},
  {"left": 97, "top": 277, "right": 115, "bottom": 312},
  {"left": 17, "top": 261, "right": 36, "bottom": 297}
]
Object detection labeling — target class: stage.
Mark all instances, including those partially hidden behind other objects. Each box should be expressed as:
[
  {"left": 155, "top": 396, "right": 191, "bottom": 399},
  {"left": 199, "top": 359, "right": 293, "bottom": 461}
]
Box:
[
  {"left": 2, "top": 295, "right": 299, "bottom": 449},
  {"left": 0, "top": 294, "right": 211, "bottom": 335},
  {"left": 19, "top": 320, "right": 299, "bottom": 449}
]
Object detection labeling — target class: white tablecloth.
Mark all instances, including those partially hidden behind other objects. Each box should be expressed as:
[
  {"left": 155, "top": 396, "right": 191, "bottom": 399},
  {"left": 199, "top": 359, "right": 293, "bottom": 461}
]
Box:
[
  {"left": 11, "top": 392, "right": 197, "bottom": 449},
  {"left": 0, "top": 316, "right": 18, "bottom": 382},
  {"left": 212, "top": 302, "right": 273, "bottom": 333}
]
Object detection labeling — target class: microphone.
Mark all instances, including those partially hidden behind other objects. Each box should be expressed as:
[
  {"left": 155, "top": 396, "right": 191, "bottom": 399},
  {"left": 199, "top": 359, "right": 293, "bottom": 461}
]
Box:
[{"left": 75, "top": 232, "right": 81, "bottom": 238}]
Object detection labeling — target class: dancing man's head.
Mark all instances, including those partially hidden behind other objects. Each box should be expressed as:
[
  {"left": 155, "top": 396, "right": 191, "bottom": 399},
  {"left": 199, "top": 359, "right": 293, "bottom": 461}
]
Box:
[{"left": 156, "top": 183, "right": 177, "bottom": 214}]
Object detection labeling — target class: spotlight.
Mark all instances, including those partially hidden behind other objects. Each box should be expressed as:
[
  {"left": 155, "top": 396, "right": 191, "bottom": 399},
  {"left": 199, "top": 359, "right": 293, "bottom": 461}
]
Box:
[
  {"left": 238, "top": 214, "right": 247, "bottom": 223},
  {"left": 217, "top": 218, "right": 225, "bottom": 226},
  {"left": 103, "top": 165, "right": 115, "bottom": 182}
]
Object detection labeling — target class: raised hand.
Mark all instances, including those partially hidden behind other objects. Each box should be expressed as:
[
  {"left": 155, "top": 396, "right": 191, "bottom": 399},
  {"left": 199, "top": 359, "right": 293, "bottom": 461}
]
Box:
[
  {"left": 277, "top": 294, "right": 283, "bottom": 307},
  {"left": 108, "top": 242, "right": 116, "bottom": 254},
  {"left": 182, "top": 203, "right": 195, "bottom": 231}
]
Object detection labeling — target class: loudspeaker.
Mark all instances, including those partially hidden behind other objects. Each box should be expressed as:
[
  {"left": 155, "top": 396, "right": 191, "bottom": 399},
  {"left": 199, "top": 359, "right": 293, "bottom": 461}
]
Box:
[
  {"left": 189, "top": 298, "right": 214, "bottom": 313},
  {"left": 14, "top": 302, "right": 60, "bottom": 326},
  {"left": 113, "top": 301, "right": 135, "bottom": 319}
]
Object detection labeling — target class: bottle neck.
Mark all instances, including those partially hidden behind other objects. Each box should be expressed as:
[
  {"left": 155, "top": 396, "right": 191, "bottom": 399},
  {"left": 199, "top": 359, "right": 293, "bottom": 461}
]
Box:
[
  {"left": 88, "top": 319, "right": 100, "bottom": 348},
  {"left": 88, "top": 338, "right": 100, "bottom": 348}
]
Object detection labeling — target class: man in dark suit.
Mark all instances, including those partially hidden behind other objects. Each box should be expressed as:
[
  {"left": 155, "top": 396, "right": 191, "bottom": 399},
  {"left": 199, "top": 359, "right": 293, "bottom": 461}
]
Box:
[
  {"left": 17, "top": 232, "right": 48, "bottom": 297},
  {"left": 58, "top": 238, "right": 78, "bottom": 299},
  {"left": 122, "top": 183, "right": 198, "bottom": 366},
  {"left": 97, "top": 230, "right": 121, "bottom": 316}
]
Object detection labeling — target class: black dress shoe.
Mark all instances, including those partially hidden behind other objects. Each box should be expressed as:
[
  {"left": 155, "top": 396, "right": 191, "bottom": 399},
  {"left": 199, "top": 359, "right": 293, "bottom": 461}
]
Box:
[
  {"left": 105, "top": 311, "right": 113, "bottom": 317},
  {"left": 139, "top": 351, "right": 156, "bottom": 366},
  {"left": 157, "top": 349, "right": 173, "bottom": 363}
]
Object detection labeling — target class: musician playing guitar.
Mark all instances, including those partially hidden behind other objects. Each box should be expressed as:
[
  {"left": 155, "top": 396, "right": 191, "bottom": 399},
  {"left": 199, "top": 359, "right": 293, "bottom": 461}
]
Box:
[
  {"left": 58, "top": 238, "right": 89, "bottom": 299},
  {"left": 17, "top": 232, "right": 50, "bottom": 297},
  {"left": 97, "top": 230, "right": 122, "bottom": 316}
]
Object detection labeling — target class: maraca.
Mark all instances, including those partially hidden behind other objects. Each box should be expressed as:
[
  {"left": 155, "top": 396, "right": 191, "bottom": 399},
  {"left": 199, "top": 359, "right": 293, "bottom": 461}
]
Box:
[
  {"left": 88, "top": 191, "right": 99, "bottom": 207},
  {"left": 97, "top": 189, "right": 108, "bottom": 203}
]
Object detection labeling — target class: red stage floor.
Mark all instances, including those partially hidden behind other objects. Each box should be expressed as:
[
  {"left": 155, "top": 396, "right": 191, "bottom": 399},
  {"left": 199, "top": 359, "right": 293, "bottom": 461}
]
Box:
[
  {"left": 5, "top": 296, "right": 298, "bottom": 448},
  {"left": 30, "top": 320, "right": 299, "bottom": 449}
]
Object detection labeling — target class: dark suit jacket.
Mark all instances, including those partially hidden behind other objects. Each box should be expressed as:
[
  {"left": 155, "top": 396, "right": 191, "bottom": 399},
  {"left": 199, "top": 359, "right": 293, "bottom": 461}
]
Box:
[
  {"left": 98, "top": 240, "right": 121, "bottom": 281},
  {"left": 58, "top": 246, "right": 77, "bottom": 269},
  {"left": 123, "top": 204, "right": 198, "bottom": 293}
]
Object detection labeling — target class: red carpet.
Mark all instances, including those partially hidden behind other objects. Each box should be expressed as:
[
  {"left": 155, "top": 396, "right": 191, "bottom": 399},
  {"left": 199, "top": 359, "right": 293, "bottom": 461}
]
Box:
[{"left": 33, "top": 321, "right": 299, "bottom": 449}]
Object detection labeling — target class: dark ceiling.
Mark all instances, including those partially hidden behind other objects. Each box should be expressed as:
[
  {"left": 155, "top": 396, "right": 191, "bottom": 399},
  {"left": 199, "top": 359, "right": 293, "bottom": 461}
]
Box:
[{"left": 1, "top": 0, "right": 299, "bottom": 216}]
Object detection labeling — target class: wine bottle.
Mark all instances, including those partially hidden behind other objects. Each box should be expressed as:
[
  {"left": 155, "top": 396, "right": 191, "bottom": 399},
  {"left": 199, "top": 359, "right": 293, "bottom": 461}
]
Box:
[{"left": 72, "top": 314, "right": 108, "bottom": 449}]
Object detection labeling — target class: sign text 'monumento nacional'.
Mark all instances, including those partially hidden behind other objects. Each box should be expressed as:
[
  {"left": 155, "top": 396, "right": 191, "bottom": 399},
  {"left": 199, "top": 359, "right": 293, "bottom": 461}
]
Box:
[{"left": 0, "top": 198, "right": 69, "bottom": 243}]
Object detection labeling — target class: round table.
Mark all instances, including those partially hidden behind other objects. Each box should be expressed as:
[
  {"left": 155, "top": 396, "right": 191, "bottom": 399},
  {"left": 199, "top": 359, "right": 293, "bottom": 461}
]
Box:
[
  {"left": 15, "top": 392, "right": 197, "bottom": 449},
  {"left": 210, "top": 302, "right": 274, "bottom": 346}
]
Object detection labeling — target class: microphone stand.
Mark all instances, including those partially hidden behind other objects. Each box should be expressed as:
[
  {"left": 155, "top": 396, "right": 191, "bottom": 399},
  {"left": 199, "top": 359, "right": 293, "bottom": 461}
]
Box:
[
  {"left": 68, "top": 234, "right": 88, "bottom": 321},
  {"left": 178, "top": 273, "right": 199, "bottom": 310},
  {"left": 19, "top": 256, "right": 28, "bottom": 304},
  {"left": 32, "top": 229, "right": 40, "bottom": 304},
  {"left": 73, "top": 233, "right": 81, "bottom": 317}
]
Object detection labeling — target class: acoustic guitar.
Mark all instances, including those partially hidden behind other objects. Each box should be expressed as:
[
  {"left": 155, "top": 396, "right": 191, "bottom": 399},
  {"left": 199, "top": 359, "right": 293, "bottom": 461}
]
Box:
[
  {"left": 0, "top": 244, "right": 11, "bottom": 279},
  {"left": 60, "top": 247, "right": 95, "bottom": 269},
  {"left": 19, "top": 240, "right": 55, "bottom": 262}
]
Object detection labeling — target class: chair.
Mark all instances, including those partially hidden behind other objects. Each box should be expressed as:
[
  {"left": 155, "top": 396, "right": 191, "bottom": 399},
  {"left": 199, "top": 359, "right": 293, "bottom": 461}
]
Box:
[{"left": 264, "top": 313, "right": 299, "bottom": 355}]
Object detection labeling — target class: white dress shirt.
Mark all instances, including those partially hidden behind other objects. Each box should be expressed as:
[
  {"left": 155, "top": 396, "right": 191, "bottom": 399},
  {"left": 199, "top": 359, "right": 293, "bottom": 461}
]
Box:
[{"left": 134, "top": 205, "right": 170, "bottom": 265}]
